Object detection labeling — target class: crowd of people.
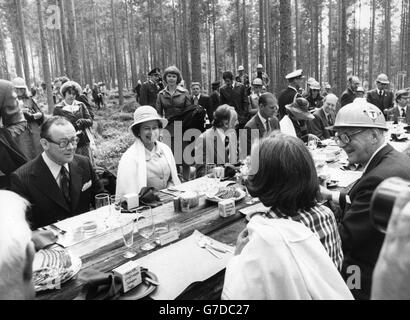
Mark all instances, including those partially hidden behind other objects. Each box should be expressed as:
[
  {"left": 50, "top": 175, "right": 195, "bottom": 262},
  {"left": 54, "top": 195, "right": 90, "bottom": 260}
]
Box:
[{"left": 2, "top": 63, "right": 410, "bottom": 300}]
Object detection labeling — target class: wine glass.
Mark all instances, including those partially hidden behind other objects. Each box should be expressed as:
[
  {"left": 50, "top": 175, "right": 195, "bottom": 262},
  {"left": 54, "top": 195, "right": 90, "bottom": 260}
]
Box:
[
  {"left": 95, "top": 193, "right": 110, "bottom": 229},
  {"left": 136, "top": 206, "right": 156, "bottom": 251},
  {"left": 118, "top": 215, "right": 136, "bottom": 259},
  {"left": 214, "top": 166, "right": 224, "bottom": 184}
]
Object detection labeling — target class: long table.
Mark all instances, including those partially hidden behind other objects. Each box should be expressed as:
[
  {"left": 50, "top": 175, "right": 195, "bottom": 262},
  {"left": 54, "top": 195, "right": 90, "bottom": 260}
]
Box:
[{"left": 36, "top": 178, "right": 250, "bottom": 300}]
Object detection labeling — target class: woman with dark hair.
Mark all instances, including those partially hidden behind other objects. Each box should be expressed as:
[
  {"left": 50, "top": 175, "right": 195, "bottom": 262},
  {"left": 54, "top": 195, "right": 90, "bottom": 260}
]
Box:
[
  {"left": 53, "top": 81, "right": 94, "bottom": 162},
  {"left": 12, "top": 77, "right": 44, "bottom": 159},
  {"left": 222, "top": 134, "right": 350, "bottom": 300},
  {"left": 194, "top": 104, "right": 238, "bottom": 177},
  {"left": 156, "top": 66, "right": 193, "bottom": 180},
  {"left": 116, "top": 106, "right": 180, "bottom": 199}
]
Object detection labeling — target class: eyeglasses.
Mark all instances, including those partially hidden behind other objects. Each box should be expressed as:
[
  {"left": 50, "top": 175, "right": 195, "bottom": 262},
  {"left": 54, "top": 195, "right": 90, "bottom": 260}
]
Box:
[
  {"left": 45, "top": 137, "right": 79, "bottom": 149},
  {"left": 334, "top": 130, "right": 364, "bottom": 146}
]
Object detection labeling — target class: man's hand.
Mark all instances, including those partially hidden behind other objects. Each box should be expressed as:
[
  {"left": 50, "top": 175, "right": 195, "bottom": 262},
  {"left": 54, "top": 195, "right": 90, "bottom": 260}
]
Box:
[{"left": 234, "top": 228, "right": 249, "bottom": 256}]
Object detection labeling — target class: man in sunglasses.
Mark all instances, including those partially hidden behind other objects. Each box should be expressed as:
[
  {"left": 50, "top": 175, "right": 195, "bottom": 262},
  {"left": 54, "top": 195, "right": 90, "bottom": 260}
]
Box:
[
  {"left": 10, "top": 116, "right": 105, "bottom": 230},
  {"left": 320, "top": 100, "right": 410, "bottom": 300}
]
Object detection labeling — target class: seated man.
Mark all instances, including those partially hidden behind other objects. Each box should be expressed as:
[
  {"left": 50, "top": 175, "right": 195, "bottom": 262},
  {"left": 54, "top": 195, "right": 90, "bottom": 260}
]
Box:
[
  {"left": 385, "top": 90, "right": 410, "bottom": 124},
  {"left": 245, "top": 93, "right": 280, "bottom": 155},
  {"left": 10, "top": 116, "right": 105, "bottom": 230},
  {"left": 0, "top": 190, "right": 35, "bottom": 300},
  {"left": 320, "top": 100, "right": 410, "bottom": 300},
  {"left": 310, "top": 93, "right": 338, "bottom": 140}
]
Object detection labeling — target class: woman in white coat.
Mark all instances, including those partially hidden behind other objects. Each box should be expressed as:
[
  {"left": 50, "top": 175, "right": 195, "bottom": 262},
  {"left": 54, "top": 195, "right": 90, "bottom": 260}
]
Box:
[{"left": 116, "top": 106, "right": 181, "bottom": 199}]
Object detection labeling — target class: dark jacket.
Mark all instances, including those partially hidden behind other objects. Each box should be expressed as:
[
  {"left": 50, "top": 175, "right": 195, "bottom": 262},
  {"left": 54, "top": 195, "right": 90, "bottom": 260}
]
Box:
[
  {"left": 219, "top": 82, "right": 250, "bottom": 127},
  {"left": 10, "top": 154, "right": 105, "bottom": 230},
  {"left": 339, "top": 145, "right": 410, "bottom": 300},
  {"left": 278, "top": 86, "right": 299, "bottom": 121},
  {"left": 209, "top": 91, "right": 220, "bottom": 122},
  {"left": 140, "top": 80, "right": 160, "bottom": 108},
  {"left": 367, "top": 89, "right": 394, "bottom": 113},
  {"left": 244, "top": 114, "right": 280, "bottom": 155},
  {"left": 310, "top": 108, "right": 335, "bottom": 140},
  {"left": 340, "top": 88, "right": 356, "bottom": 108},
  {"left": 385, "top": 106, "right": 410, "bottom": 124}
]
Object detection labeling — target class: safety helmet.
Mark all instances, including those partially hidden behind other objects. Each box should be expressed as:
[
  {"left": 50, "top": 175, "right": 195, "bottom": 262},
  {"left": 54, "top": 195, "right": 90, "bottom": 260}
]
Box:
[
  {"left": 307, "top": 77, "right": 316, "bottom": 86},
  {"left": 310, "top": 81, "right": 321, "bottom": 90},
  {"left": 257, "top": 64, "right": 263, "bottom": 69},
  {"left": 330, "top": 100, "right": 387, "bottom": 131},
  {"left": 376, "top": 74, "right": 390, "bottom": 85},
  {"left": 252, "top": 78, "right": 263, "bottom": 86},
  {"left": 12, "top": 77, "right": 27, "bottom": 89},
  {"left": 238, "top": 65, "right": 245, "bottom": 71}
]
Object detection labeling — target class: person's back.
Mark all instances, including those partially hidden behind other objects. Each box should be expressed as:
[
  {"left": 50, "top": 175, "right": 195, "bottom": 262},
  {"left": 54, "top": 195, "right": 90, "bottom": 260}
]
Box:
[{"left": 0, "top": 191, "right": 35, "bottom": 300}]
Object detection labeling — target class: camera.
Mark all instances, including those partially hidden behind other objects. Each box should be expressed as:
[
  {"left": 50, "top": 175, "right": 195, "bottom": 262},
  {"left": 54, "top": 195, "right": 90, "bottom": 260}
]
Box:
[{"left": 370, "top": 177, "right": 410, "bottom": 233}]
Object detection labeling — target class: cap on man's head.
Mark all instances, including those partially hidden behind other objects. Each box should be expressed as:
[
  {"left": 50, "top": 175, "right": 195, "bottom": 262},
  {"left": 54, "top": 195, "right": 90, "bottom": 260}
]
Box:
[
  {"left": 238, "top": 65, "right": 245, "bottom": 71},
  {"left": 211, "top": 81, "right": 221, "bottom": 88},
  {"left": 356, "top": 86, "right": 365, "bottom": 93},
  {"left": 252, "top": 78, "right": 263, "bottom": 86},
  {"left": 325, "top": 84, "right": 332, "bottom": 89},
  {"left": 307, "top": 77, "right": 316, "bottom": 86},
  {"left": 257, "top": 64, "right": 263, "bottom": 69},
  {"left": 310, "top": 81, "right": 321, "bottom": 90},
  {"left": 191, "top": 82, "right": 201, "bottom": 87},
  {"left": 376, "top": 73, "right": 390, "bottom": 85},
  {"left": 396, "top": 89, "right": 410, "bottom": 101},
  {"left": 286, "top": 69, "right": 304, "bottom": 80},
  {"left": 148, "top": 68, "right": 161, "bottom": 76}
]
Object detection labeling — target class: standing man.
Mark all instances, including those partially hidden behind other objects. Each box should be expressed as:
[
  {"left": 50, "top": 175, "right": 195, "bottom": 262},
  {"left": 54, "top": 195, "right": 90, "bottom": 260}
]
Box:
[
  {"left": 190, "top": 82, "right": 211, "bottom": 130},
  {"left": 254, "top": 64, "right": 271, "bottom": 89},
  {"left": 340, "top": 76, "right": 361, "bottom": 108},
  {"left": 139, "top": 68, "right": 162, "bottom": 108},
  {"left": 386, "top": 90, "right": 410, "bottom": 124},
  {"left": 236, "top": 65, "right": 251, "bottom": 96},
  {"left": 366, "top": 74, "right": 394, "bottom": 114},
  {"left": 320, "top": 100, "right": 410, "bottom": 300},
  {"left": 249, "top": 78, "right": 264, "bottom": 116},
  {"left": 219, "top": 71, "right": 250, "bottom": 129},
  {"left": 310, "top": 93, "right": 338, "bottom": 140},
  {"left": 278, "top": 69, "right": 304, "bottom": 121},
  {"left": 244, "top": 93, "right": 280, "bottom": 155},
  {"left": 10, "top": 116, "right": 105, "bottom": 230}
]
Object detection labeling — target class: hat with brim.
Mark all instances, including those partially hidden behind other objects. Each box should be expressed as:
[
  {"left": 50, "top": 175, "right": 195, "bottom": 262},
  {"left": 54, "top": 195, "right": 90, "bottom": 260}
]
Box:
[
  {"left": 252, "top": 78, "right": 263, "bottom": 86},
  {"left": 148, "top": 68, "right": 161, "bottom": 76},
  {"left": 129, "top": 106, "right": 168, "bottom": 134},
  {"left": 285, "top": 98, "right": 314, "bottom": 121},
  {"left": 286, "top": 69, "right": 304, "bottom": 80},
  {"left": 60, "top": 81, "right": 83, "bottom": 96},
  {"left": 310, "top": 81, "right": 321, "bottom": 90}
]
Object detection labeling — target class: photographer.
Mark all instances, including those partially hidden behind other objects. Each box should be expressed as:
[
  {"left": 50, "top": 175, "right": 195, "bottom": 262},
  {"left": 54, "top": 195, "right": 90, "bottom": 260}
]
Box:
[{"left": 320, "top": 100, "right": 410, "bottom": 300}]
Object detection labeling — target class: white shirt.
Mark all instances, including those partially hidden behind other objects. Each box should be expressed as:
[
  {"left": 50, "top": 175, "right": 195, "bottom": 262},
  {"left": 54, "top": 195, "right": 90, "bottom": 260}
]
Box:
[
  {"left": 399, "top": 105, "right": 407, "bottom": 116},
  {"left": 216, "top": 127, "right": 226, "bottom": 142},
  {"left": 42, "top": 152, "right": 69, "bottom": 188}
]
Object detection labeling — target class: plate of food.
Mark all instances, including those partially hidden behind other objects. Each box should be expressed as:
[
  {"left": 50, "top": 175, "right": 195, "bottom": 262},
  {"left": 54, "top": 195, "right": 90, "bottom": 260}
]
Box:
[
  {"left": 206, "top": 186, "right": 246, "bottom": 203},
  {"left": 33, "top": 248, "right": 82, "bottom": 292}
]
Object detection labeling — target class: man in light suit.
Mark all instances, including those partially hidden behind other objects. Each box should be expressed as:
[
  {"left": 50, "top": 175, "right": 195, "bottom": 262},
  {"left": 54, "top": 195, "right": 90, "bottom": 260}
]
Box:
[
  {"left": 244, "top": 93, "right": 280, "bottom": 155},
  {"left": 367, "top": 74, "right": 394, "bottom": 114},
  {"left": 219, "top": 71, "right": 250, "bottom": 129},
  {"left": 310, "top": 94, "right": 338, "bottom": 140},
  {"left": 386, "top": 90, "right": 410, "bottom": 124},
  {"left": 10, "top": 117, "right": 105, "bottom": 230}
]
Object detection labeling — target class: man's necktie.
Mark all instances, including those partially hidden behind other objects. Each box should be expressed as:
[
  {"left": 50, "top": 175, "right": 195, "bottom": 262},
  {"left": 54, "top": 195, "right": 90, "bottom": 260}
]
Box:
[
  {"left": 327, "top": 114, "right": 333, "bottom": 126},
  {"left": 266, "top": 119, "right": 271, "bottom": 134},
  {"left": 194, "top": 96, "right": 199, "bottom": 106},
  {"left": 60, "top": 166, "right": 71, "bottom": 205},
  {"left": 402, "top": 108, "right": 407, "bottom": 118},
  {"left": 225, "top": 136, "right": 230, "bottom": 159}
]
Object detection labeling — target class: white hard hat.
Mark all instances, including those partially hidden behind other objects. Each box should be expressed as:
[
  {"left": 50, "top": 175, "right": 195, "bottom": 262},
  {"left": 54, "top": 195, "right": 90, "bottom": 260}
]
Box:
[
  {"left": 238, "top": 65, "right": 245, "bottom": 71},
  {"left": 257, "top": 64, "right": 263, "bottom": 69},
  {"left": 12, "top": 77, "right": 27, "bottom": 89},
  {"left": 252, "top": 78, "right": 263, "bottom": 86},
  {"left": 376, "top": 74, "right": 390, "bottom": 84}
]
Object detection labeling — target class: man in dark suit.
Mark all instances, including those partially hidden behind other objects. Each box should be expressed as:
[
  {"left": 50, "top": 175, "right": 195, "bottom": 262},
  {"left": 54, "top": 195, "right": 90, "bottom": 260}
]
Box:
[
  {"left": 366, "top": 74, "right": 394, "bottom": 114},
  {"left": 219, "top": 71, "right": 250, "bottom": 129},
  {"left": 244, "top": 93, "right": 280, "bottom": 155},
  {"left": 340, "top": 76, "right": 360, "bottom": 108},
  {"left": 139, "top": 68, "right": 161, "bottom": 108},
  {"left": 10, "top": 117, "right": 105, "bottom": 230},
  {"left": 385, "top": 89, "right": 410, "bottom": 124},
  {"left": 310, "top": 93, "right": 338, "bottom": 140},
  {"left": 190, "top": 82, "right": 211, "bottom": 129},
  {"left": 278, "top": 69, "right": 304, "bottom": 121},
  {"left": 320, "top": 100, "right": 410, "bottom": 300}
]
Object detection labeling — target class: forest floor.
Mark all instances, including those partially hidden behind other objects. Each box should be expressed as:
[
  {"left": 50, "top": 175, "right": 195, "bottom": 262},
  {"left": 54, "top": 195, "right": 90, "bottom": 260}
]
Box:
[{"left": 92, "top": 89, "right": 138, "bottom": 175}]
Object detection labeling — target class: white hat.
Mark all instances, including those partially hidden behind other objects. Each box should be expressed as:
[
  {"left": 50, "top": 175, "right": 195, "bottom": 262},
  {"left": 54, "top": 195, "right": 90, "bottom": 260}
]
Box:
[
  {"left": 356, "top": 86, "right": 365, "bottom": 93},
  {"left": 257, "top": 64, "right": 263, "bottom": 69},
  {"left": 310, "top": 81, "right": 321, "bottom": 90},
  {"left": 286, "top": 69, "right": 304, "bottom": 80},
  {"left": 238, "top": 65, "right": 245, "bottom": 71},
  {"left": 12, "top": 77, "right": 27, "bottom": 89},
  {"left": 129, "top": 106, "right": 168, "bottom": 134},
  {"left": 376, "top": 74, "right": 390, "bottom": 84},
  {"left": 252, "top": 78, "right": 263, "bottom": 86},
  {"left": 307, "top": 77, "right": 316, "bottom": 86}
]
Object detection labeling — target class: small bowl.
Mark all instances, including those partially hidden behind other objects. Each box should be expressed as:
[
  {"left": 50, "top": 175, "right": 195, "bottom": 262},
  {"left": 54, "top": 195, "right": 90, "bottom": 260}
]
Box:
[{"left": 82, "top": 221, "right": 98, "bottom": 237}]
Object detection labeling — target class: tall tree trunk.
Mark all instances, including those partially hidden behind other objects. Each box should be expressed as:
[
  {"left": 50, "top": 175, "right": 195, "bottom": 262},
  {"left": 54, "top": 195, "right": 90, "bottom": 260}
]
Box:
[
  {"left": 357, "top": 0, "right": 362, "bottom": 77},
  {"left": 328, "top": 0, "right": 333, "bottom": 85},
  {"left": 259, "top": 0, "right": 264, "bottom": 67},
  {"left": 110, "top": 0, "right": 124, "bottom": 106},
  {"left": 126, "top": 1, "right": 137, "bottom": 89},
  {"left": 65, "top": 0, "right": 81, "bottom": 83},
  {"left": 406, "top": 0, "right": 410, "bottom": 87},
  {"left": 337, "top": 0, "right": 347, "bottom": 96},
  {"left": 265, "top": 0, "right": 272, "bottom": 91},
  {"left": 91, "top": 0, "right": 101, "bottom": 82},
  {"left": 180, "top": 0, "right": 190, "bottom": 86},
  {"left": 242, "top": 0, "right": 249, "bottom": 72},
  {"left": 55, "top": 25, "right": 65, "bottom": 78},
  {"left": 159, "top": 3, "right": 166, "bottom": 68},
  {"left": 207, "top": 16, "right": 212, "bottom": 91},
  {"left": 172, "top": 0, "right": 179, "bottom": 66},
  {"left": 78, "top": 12, "right": 89, "bottom": 86},
  {"left": 279, "top": 0, "right": 292, "bottom": 92},
  {"left": 385, "top": 0, "right": 391, "bottom": 76},
  {"left": 121, "top": 18, "right": 129, "bottom": 90},
  {"left": 312, "top": 0, "right": 319, "bottom": 79},
  {"left": 58, "top": 0, "right": 72, "bottom": 78},
  {"left": 36, "top": 0, "right": 54, "bottom": 113},
  {"left": 12, "top": 34, "right": 23, "bottom": 78},
  {"left": 295, "top": 0, "right": 301, "bottom": 69},
  {"left": 0, "top": 29, "right": 10, "bottom": 79},
  {"left": 190, "top": 0, "right": 201, "bottom": 83},
  {"left": 15, "top": 0, "right": 30, "bottom": 84},
  {"left": 369, "top": 0, "right": 376, "bottom": 89},
  {"left": 235, "top": 0, "right": 242, "bottom": 68},
  {"left": 212, "top": 0, "right": 218, "bottom": 80}
]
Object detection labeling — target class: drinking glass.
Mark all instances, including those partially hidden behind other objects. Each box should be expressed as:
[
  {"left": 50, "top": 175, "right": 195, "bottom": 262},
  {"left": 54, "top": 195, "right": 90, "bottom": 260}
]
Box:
[
  {"left": 154, "top": 213, "right": 169, "bottom": 244},
  {"left": 118, "top": 215, "right": 136, "bottom": 259},
  {"left": 136, "top": 206, "right": 156, "bottom": 251},
  {"left": 214, "top": 166, "right": 224, "bottom": 184},
  {"left": 95, "top": 193, "right": 110, "bottom": 211}
]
